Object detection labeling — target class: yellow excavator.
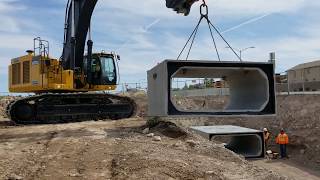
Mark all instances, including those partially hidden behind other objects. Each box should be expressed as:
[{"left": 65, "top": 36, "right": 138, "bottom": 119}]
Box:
[{"left": 6, "top": 0, "right": 199, "bottom": 124}]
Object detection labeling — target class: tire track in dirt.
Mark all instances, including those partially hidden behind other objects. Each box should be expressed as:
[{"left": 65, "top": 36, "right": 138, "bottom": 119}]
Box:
[
  {"left": 27, "top": 131, "right": 59, "bottom": 180},
  {"left": 30, "top": 129, "right": 93, "bottom": 179},
  {"left": 5, "top": 131, "right": 59, "bottom": 180}
]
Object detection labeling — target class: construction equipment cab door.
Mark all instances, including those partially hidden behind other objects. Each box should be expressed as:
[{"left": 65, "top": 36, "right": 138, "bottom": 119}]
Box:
[{"left": 85, "top": 54, "right": 117, "bottom": 85}]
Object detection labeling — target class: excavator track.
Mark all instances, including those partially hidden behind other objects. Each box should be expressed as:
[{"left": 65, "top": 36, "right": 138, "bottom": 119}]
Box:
[{"left": 6, "top": 93, "right": 136, "bottom": 124}]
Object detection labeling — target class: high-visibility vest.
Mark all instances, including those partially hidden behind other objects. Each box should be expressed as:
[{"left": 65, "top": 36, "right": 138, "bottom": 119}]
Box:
[{"left": 276, "top": 133, "right": 289, "bottom": 145}]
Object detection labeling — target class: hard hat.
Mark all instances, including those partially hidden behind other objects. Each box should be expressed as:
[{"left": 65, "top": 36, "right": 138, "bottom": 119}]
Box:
[{"left": 263, "top": 128, "right": 268, "bottom": 132}]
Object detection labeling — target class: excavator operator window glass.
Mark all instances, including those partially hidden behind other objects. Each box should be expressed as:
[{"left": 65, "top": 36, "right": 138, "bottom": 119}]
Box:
[
  {"left": 91, "top": 58, "right": 101, "bottom": 73},
  {"left": 100, "top": 56, "right": 116, "bottom": 83},
  {"left": 83, "top": 57, "right": 87, "bottom": 74}
]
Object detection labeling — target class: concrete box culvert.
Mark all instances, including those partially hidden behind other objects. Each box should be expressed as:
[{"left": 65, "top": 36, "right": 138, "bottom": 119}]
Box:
[
  {"left": 212, "top": 134, "right": 263, "bottom": 158},
  {"left": 147, "top": 60, "right": 276, "bottom": 116},
  {"left": 191, "top": 125, "right": 265, "bottom": 158}
]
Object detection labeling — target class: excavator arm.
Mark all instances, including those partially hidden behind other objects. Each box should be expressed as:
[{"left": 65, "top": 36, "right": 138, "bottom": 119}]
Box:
[
  {"left": 61, "top": 0, "right": 198, "bottom": 71},
  {"left": 61, "top": 0, "right": 98, "bottom": 70}
]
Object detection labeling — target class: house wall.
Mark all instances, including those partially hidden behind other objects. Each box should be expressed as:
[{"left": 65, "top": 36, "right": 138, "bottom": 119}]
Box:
[{"left": 286, "top": 66, "right": 320, "bottom": 91}]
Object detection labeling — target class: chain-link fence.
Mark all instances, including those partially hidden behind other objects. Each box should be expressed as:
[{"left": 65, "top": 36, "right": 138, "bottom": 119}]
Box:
[{"left": 116, "top": 82, "right": 148, "bottom": 94}]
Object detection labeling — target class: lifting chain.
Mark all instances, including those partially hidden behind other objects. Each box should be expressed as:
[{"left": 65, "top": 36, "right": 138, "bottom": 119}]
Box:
[{"left": 177, "top": 0, "right": 242, "bottom": 61}]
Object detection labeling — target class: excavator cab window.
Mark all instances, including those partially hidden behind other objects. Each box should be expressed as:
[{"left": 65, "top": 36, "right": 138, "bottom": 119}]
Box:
[
  {"left": 84, "top": 54, "right": 117, "bottom": 85},
  {"left": 100, "top": 56, "right": 116, "bottom": 83},
  {"left": 91, "top": 58, "right": 101, "bottom": 73}
]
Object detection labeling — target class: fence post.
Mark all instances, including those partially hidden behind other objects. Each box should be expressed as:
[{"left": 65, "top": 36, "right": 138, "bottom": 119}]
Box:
[{"left": 287, "top": 72, "right": 290, "bottom": 95}]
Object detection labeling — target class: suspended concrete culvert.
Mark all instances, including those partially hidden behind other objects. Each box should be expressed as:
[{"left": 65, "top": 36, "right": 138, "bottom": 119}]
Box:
[{"left": 147, "top": 60, "right": 276, "bottom": 117}]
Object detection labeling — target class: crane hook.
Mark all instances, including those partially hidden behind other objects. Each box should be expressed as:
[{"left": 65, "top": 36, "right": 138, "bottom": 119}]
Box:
[{"left": 200, "top": 3, "right": 208, "bottom": 17}]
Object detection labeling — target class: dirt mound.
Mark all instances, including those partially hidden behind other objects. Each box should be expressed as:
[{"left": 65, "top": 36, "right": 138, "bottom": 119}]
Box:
[
  {"left": 124, "top": 91, "right": 148, "bottom": 118},
  {"left": 0, "top": 96, "right": 20, "bottom": 118},
  {"left": 111, "top": 151, "right": 226, "bottom": 180},
  {"left": 109, "top": 123, "right": 284, "bottom": 180},
  {"left": 172, "top": 96, "right": 229, "bottom": 111},
  {"left": 150, "top": 121, "right": 188, "bottom": 139},
  {"left": 0, "top": 119, "right": 286, "bottom": 180}
]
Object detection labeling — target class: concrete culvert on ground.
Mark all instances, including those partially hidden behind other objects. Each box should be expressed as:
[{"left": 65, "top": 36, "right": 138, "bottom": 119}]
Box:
[
  {"left": 191, "top": 125, "right": 264, "bottom": 158},
  {"left": 213, "top": 134, "right": 264, "bottom": 158}
]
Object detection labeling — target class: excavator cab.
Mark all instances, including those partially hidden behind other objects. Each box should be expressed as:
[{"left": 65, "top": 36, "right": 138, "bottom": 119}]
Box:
[{"left": 84, "top": 53, "right": 118, "bottom": 86}]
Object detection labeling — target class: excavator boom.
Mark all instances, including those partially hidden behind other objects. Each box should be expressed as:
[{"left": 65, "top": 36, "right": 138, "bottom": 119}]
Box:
[{"left": 61, "top": 0, "right": 97, "bottom": 70}]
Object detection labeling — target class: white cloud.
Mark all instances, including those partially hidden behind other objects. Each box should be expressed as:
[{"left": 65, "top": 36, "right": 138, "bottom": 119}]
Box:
[
  {"left": 221, "top": 32, "right": 320, "bottom": 72},
  {"left": 0, "top": 0, "right": 25, "bottom": 13},
  {"left": 0, "top": 15, "right": 21, "bottom": 32},
  {"left": 211, "top": 0, "right": 307, "bottom": 16},
  {"left": 96, "top": 0, "right": 316, "bottom": 19},
  {"left": 96, "top": 0, "right": 172, "bottom": 18},
  {"left": 0, "top": 34, "right": 34, "bottom": 49},
  {"left": 0, "top": 1, "right": 43, "bottom": 33}
]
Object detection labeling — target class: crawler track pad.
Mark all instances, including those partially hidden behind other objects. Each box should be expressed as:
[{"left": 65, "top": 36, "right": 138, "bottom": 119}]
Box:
[{"left": 7, "top": 93, "right": 136, "bottom": 124}]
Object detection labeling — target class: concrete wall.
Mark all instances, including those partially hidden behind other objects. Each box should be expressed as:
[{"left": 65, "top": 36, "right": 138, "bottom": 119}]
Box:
[{"left": 288, "top": 66, "right": 320, "bottom": 83}]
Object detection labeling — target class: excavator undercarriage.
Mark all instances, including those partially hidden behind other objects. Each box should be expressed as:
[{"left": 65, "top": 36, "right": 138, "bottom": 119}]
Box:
[{"left": 7, "top": 93, "right": 136, "bottom": 124}]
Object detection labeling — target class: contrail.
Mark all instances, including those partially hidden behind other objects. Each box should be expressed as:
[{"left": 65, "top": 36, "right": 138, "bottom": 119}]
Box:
[
  {"left": 221, "top": 13, "right": 272, "bottom": 34},
  {"left": 144, "top": 19, "right": 161, "bottom": 32},
  {"left": 116, "top": 13, "right": 270, "bottom": 51},
  {"left": 117, "top": 18, "right": 161, "bottom": 51}
]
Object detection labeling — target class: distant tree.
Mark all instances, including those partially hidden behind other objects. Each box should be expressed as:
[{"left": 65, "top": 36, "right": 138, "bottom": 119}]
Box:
[{"left": 204, "top": 78, "right": 215, "bottom": 87}]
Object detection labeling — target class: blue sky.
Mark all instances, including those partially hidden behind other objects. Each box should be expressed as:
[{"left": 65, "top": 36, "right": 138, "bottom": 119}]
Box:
[{"left": 1, "top": 0, "right": 320, "bottom": 92}]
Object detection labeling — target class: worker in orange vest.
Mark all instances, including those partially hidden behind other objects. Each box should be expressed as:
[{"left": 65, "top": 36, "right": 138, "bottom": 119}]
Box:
[{"left": 276, "top": 128, "right": 289, "bottom": 158}]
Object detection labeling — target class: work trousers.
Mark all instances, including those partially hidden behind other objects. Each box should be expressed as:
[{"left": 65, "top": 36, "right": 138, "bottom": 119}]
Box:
[{"left": 280, "top": 144, "right": 287, "bottom": 158}]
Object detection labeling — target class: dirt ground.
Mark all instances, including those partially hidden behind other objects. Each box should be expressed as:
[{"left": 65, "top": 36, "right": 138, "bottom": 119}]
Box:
[
  {"left": 252, "top": 159, "right": 320, "bottom": 180},
  {"left": 1, "top": 92, "right": 320, "bottom": 179},
  {"left": 0, "top": 118, "right": 287, "bottom": 180},
  {"left": 172, "top": 96, "right": 228, "bottom": 111}
]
